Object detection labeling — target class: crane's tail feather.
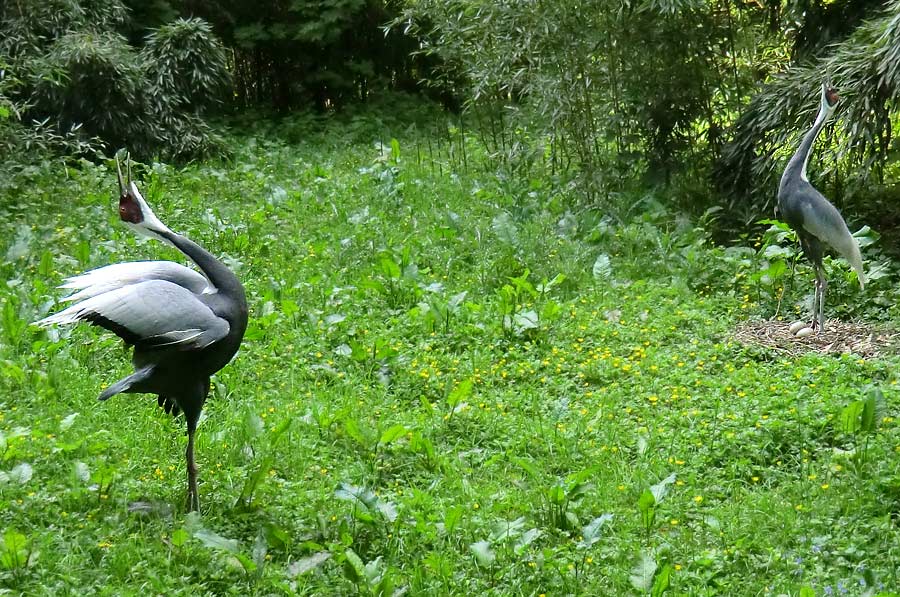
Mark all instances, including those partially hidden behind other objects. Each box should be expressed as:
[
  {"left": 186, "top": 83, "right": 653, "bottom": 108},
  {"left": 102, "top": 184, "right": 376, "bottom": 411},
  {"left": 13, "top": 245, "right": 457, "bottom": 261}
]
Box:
[
  {"left": 798, "top": 199, "right": 866, "bottom": 289},
  {"left": 99, "top": 365, "right": 155, "bottom": 401},
  {"left": 841, "top": 237, "right": 866, "bottom": 289},
  {"left": 853, "top": 264, "right": 866, "bottom": 289}
]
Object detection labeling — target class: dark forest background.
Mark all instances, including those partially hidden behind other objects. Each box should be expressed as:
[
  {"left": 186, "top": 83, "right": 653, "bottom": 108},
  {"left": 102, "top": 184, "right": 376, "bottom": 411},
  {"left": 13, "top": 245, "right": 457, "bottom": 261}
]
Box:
[{"left": 2, "top": 0, "right": 899, "bottom": 234}]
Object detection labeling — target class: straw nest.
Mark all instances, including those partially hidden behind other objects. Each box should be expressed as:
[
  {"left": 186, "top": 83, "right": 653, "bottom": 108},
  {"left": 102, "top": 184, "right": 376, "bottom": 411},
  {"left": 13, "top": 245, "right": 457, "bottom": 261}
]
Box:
[{"left": 733, "top": 319, "right": 899, "bottom": 359}]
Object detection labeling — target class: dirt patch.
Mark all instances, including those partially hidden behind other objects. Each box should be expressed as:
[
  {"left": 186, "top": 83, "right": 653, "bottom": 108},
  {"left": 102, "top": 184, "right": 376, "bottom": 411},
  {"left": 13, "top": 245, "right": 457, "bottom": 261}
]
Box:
[{"left": 734, "top": 318, "right": 900, "bottom": 359}]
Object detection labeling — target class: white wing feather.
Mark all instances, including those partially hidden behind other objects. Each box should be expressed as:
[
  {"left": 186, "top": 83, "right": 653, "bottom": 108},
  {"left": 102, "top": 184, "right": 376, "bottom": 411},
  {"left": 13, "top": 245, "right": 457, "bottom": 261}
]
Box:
[
  {"left": 61, "top": 261, "right": 214, "bottom": 302},
  {"left": 38, "top": 279, "right": 229, "bottom": 350}
]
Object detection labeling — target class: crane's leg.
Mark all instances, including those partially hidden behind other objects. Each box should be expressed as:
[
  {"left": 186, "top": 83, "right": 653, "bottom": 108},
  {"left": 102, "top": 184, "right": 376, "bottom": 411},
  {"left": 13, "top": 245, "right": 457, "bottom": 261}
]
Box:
[
  {"left": 183, "top": 381, "right": 208, "bottom": 512},
  {"left": 186, "top": 423, "right": 200, "bottom": 512},
  {"left": 809, "top": 279, "right": 820, "bottom": 331},
  {"left": 814, "top": 266, "right": 827, "bottom": 333}
]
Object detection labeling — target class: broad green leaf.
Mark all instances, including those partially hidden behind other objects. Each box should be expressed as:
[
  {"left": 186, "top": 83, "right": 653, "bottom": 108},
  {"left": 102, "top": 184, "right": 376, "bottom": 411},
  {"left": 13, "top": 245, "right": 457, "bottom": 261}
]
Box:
[
  {"left": 512, "top": 310, "right": 539, "bottom": 331},
  {"left": 579, "top": 514, "right": 614, "bottom": 548},
  {"left": 376, "top": 499, "right": 399, "bottom": 523},
  {"left": 650, "top": 473, "right": 676, "bottom": 503},
  {"left": 236, "top": 454, "right": 274, "bottom": 506},
  {"left": 280, "top": 298, "right": 300, "bottom": 318},
  {"left": 74, "top": 461, "right": 90, "bottom": 483},
  {"left": 342, "top": 418, "right": 370, "bottom": 446},
  {"left": 853, "top": 225, "right": 879, "bottom": 247},
  {"left": 629, "top": 551, "right": 658, "bottom": 591},
  {"left": 638, "top": 489, "right": 656, "bottom": 511},
  {"left": 592, "top": 253, "right": 612, "bottom": 279},
  {"left": 840, "top": 400, "right": 865, "bottom": 434},
  {"left": 9, "top": 462, "right": 32, "bottom": 485},
  {"left": 233, "top": 551, "right": 257, "bottom": 573},
  {"left": 762, "top": 244, "right": 792, "bottom": 259},
  {"left": 651, "top": 564, "right": 672, "bottom": 597},
  {"left": 514, "top": 528, "right": 541, "bottom": 554},
  {"left": 348, "top": 340, "right": 369, "bottom": 362},
  {"left": 448, "top": 378, "right": 473, "bottom": 406},
  {"left": 364, "top": 555, "right": 384, "bottom": 584},
  {"left": 390, "top": 138, "right": 401, "bottom": 161},
  {"left": 170, "top": 528, "right": 189, "bottom": 547},
  {"left": 638, "top": 489, "right": 656, "bottom": 529},
  {"left": 335, "top": 482, "right": 377, "bottom": 513},
  {"left": 536, "top": 273, "right": 566, "bottom": 293},
  {"left": 0, "top": 529, "right": 27, "bottom": 570},
  {"left": 469, "top": 540, "right": 495, "bottom": 567},
  {"left": 491, "top": 213, "right": 519, "bottom": 246},
  {"left": 59, "top": 413, "right": 79, "bottom": 432},
  {"left": 287, "top": 552, "right": 331, "bottom": 578},
  {"left": 343, "top": 548, "right": 366, "bottom": 583},
  {"left": 251, "top": 533, "right": 268, "bottom": 571},
  {"left": 444, "top": 505, "right": 464, "bottom": 534},
  {"left": 38, "top": 250, "right": 54, "bottom": 276},
  {"left": 324, "top": 313, "right": 346, "bottom": 325},
  {"left": 270, "top": 417, "right": 292, "bottom": 439},
  {"left": 541, "top": 300, "right": 562, "bottom": 321},
  {"left": 193, "top": 528, "right": 239, "bottom": 553},
  {"left": 547, "top": 484, "right": 566, "bottom": 505},
  {"left": 380, "top": 257, "right": 401, "bottom": 280},
  {"left": 511, "top": 456, "right": 540, "bottom": 479},
  {"left": 861, "top": 393, "right": 877, "bottom": 433},
  {"left": 379, "top": 424, "right": 408, "bottom": 445},
  {"left": 2, "top": 529, "right": 27, "bottom": 553},
  {"left": 490, "top": 517, "right": 526, "bottom": 542},
  {"left": 567, "top": 478, "right": 593, "bottom": 501},
  {"left": 262, "top": 522, "right": 290, "bottom": 550},
  {"left": 448, "top": 291, "right": 468, "bottom": 309}
]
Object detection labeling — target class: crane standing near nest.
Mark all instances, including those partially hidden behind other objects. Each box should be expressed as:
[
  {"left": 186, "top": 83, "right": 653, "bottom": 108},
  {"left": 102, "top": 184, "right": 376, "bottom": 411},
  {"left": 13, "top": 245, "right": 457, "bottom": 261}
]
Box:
[
  {"left": 777, "top": 82, "right": 866, "bottom": 334},
  {"left": 37, "top": 155, "right": 248, "bottom": 511}
]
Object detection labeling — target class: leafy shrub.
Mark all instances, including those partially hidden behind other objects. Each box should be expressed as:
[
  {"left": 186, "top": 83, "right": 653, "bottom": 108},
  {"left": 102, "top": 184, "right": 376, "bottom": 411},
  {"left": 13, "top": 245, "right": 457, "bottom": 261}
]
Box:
[
  {"left": 1, "top": 3, "right": 229, "bottom": 162},
  {"left": 28, "top": 32, "right": 149, "bottom": 150},
  {"left": 143, "top": 18, "right": 230, "bottom": 110},
  {"left": 717, "top": 0, "right": 900, "bottom": 209}
]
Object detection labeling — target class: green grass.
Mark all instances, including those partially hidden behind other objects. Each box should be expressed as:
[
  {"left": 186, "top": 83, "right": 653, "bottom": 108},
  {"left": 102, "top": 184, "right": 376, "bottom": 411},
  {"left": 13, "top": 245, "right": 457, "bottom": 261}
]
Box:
[{"left": 1, "top": 110, "right": 899, "bottom": 596}]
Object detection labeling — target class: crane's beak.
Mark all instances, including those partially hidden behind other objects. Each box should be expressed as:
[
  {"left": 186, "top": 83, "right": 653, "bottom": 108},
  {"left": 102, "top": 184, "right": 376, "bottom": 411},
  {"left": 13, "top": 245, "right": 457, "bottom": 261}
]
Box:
[
  {"left": 113, "top": 153, "right": 172, "bottom": 240},
  {"left": 115, "top": 154, "right": 127, "bottom": 196}
]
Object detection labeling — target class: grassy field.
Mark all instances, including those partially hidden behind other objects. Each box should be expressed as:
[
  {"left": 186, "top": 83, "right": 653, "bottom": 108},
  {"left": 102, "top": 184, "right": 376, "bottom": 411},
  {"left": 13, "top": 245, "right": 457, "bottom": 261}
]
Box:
[{"left": 1, "top": 108, "right": 899, "bottom": 596}]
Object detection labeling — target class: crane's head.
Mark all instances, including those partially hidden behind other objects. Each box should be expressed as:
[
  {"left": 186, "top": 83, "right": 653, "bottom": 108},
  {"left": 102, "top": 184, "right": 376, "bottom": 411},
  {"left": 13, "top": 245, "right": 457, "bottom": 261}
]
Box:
[
  {"left": 115, "top": 153, "right": 172, "bottom": 242},
  {"left": 821, "top": 82, "right": 840, "bottom": 115}
]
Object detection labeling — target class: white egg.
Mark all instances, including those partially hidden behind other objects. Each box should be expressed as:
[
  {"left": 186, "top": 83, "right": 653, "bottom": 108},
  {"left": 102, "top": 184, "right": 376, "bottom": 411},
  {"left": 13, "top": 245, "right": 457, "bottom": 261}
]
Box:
[
  {"left": 795, "top": 327, "right": 815, "bottom": 338},
  {"left": 788, "top": 320, "right": 807, "bottom": 334}
]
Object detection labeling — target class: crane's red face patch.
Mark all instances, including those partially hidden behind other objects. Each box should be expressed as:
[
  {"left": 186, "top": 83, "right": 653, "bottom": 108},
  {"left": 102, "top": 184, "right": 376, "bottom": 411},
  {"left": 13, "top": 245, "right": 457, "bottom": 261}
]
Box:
[
  {"left": 119, "top": 192, "right": 144, "bottom": 224},
  {"left": 825, "top": 87, "right": 839, "bottom": 107}
]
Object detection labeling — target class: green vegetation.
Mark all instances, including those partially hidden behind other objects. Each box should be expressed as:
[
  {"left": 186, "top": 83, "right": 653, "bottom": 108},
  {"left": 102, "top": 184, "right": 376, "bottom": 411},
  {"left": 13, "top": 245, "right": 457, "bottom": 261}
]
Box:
[
  {"left": 1, "top": 109, "right": 898, "bottom": 595},
  {"left": 2, "top": 0, "right": 900, "bottom": 592}
]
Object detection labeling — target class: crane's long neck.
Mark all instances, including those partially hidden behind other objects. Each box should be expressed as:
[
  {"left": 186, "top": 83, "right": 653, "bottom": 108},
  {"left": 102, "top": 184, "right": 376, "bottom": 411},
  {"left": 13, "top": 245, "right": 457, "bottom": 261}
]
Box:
[
  {"left": 783, "top": 105, "right": 831, "bottom": 184},
  {"left": 158, "top": 230, "right": 247, "bottom": 312}
]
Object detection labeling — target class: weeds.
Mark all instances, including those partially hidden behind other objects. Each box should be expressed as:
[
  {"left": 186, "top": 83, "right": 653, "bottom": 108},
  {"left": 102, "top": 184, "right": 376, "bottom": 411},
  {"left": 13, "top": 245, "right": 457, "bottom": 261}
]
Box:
[{"left": 0, "top": 110, "right": 898, "bottom": 595}]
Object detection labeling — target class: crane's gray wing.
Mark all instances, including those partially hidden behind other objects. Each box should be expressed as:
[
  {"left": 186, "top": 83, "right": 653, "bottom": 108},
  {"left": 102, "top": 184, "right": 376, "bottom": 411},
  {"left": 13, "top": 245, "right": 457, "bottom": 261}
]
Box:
[
  {"left": 38, "top": 279, "right": 229, "bottom": 350},
  {"left": 798, "top": 192, "right": 866, "bottom": 286},
  {"left": 61, "top": 261, "right": 213, "bottom": 303}
]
